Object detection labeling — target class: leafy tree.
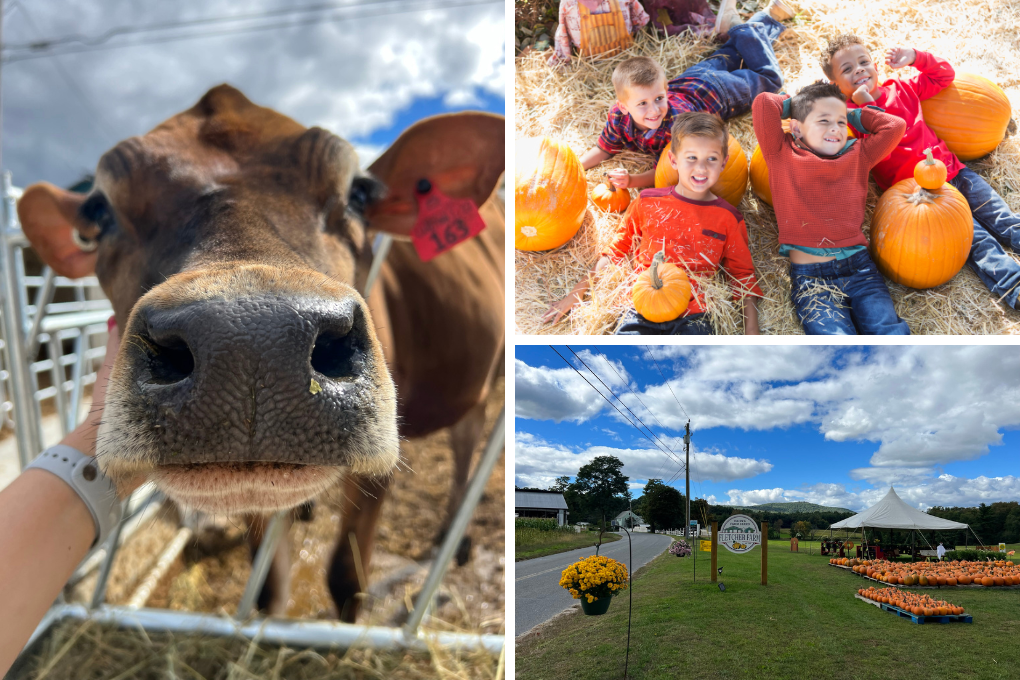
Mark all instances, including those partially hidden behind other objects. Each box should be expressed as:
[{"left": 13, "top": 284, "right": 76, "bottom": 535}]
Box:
[
  {"left": 792, "top": 520, "right": 812, "bottom": 538},
  {"left": 642, "top": 479, "right": 685, "bottom": 533},
  {"left": 572, "top": 455, "right": 630, "bottom": 528},
  {"left": 550, "top": 476, "right": 572, "bottom": 493}
]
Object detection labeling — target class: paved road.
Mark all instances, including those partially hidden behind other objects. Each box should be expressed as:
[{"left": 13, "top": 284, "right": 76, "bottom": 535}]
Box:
[{"left": 515, "top": 532, "right": 674, "bottom": 636}]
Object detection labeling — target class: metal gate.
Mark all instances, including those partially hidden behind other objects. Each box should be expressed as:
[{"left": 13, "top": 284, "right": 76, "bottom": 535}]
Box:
[{"left": 0, "top": 173, "right": 505, "bottom": 671}]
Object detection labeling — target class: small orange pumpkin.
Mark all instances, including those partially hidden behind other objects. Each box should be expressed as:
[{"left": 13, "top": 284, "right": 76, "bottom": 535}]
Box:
[
  {"left": 590, "top": 182, "right": 631, "bottom": 213},
  {"left": 914, "top": 147, "right": 948, "bottom": 190},
  {"left": 654, "top": 136, "right": 748, "bottom": 208},
  {"left": 870, "top": 178, "right": 973, "bottom": 289},
  {"left": 631, "top": 250, "right": 691, "bottom": 323}
]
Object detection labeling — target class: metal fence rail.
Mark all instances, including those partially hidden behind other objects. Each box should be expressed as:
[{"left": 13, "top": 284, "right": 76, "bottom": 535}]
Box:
[{"left": 1, "top": 173, "right": 505, "bottom": 671}]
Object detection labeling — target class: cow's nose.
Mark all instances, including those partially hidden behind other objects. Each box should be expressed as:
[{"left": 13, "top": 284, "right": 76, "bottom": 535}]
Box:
[{"left": 131, "top": 294, "right": 367, "bottom": 391}]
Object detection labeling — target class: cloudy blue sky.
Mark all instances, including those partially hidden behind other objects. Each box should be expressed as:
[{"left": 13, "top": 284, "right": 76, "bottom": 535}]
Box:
[
  {"left": 1, "top": 0, "right": 504, "bottom": 188},
  {"left": 515, "top": 345, "right": 1020, "bottom": 512}
]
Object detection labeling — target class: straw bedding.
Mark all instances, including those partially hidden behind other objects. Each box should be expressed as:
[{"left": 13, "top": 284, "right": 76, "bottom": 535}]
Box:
[{"left": 515, "top": 0, "right": 1020, "bottom": 334}]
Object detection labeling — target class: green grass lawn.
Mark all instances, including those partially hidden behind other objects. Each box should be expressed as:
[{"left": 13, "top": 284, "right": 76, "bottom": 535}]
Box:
[
  {"left": 516, "top": 540, "right": 1020, "bottom": 679},
  {"left": 516, "top": 529, "right": 622, "bottom": 561}
]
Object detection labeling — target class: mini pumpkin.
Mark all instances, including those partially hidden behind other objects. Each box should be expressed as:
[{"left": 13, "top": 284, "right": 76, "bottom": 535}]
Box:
[
  {"left": 515, "top": 137, "right": 588, "bottom": 251},
  {"left": 590, "top": 182, "right": 631, "bottom": 213},
  {"left": 920, "top": 73, "right": 1012, "bottom": 160},
  {"left": 654, "top": 136, "right": 748, "bottom": 208},
  {"left": 631, "top": 250, "right": 691, "bottom": 323},
  {"left": 914, "top": 147, "right": 948, "bottom": 190},
  {"left": 870, "top": 178, "right": 973, "bottom": 289}
]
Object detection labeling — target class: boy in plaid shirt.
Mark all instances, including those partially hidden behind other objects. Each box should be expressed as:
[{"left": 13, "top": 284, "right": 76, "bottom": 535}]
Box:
[{"left": 580, "top": 0, "right": 794, "bottom": 189}]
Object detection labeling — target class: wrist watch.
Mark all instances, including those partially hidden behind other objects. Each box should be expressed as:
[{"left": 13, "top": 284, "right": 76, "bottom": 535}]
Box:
[{"left": 24, "top": 444, "right": 122, "bottom": 548}]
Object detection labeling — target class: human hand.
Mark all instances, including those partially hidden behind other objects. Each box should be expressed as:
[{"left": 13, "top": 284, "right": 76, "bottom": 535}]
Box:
[
  {"left": 607, "top": 168, "right": 631, "bottom": 189},
  {"left": 852, "top": 84, "right": 875, "bottom": 105},
  {"left": 884, "top": 46, "right": 916, "bottom": 70},
  {"left": 542, "top": 289, "right": 584, "bottom": 325}
]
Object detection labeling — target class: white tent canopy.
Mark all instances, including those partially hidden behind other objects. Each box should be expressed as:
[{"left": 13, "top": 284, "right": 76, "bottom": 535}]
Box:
[{"left": 830, "top": 487, "right": 969, "bottom": 531}]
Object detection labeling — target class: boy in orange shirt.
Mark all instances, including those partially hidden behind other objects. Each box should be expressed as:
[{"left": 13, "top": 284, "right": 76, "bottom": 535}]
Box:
[
  {"left": 823, "top": 34, "right": 1020, "bottom": 310},
  {"left": 544, "top": 113, "right": 761, "bottom": 334}
]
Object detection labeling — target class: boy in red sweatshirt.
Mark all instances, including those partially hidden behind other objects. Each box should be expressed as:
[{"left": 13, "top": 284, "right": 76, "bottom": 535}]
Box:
[
  {"left": 544, "top": 113, "right": 762, "bottom": 334},
  {"left": 752, "top": 82, "right": 909, "bottom": 334},
  {"left": 823, "top": 34, "right": 1020, "bottom": 311}
]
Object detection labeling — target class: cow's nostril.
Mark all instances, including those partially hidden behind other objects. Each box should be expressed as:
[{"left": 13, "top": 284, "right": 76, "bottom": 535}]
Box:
[
  {"left": 310, "top": 329, "right": 361, "bottom": 379},
  {"left": 142, "top": 334, "right": 195, "bottom": 384}
]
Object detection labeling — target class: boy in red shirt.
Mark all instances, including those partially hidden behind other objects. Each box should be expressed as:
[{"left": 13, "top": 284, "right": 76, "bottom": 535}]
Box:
[
  {"left": 823, "top": 35, "right": 1020, "bottom": 311},
  {"left": 752, "top": 82, "right": 909, "bottom": 334},
  {"left": 544, "top": 113, "right": 761, "bottom": 334}
]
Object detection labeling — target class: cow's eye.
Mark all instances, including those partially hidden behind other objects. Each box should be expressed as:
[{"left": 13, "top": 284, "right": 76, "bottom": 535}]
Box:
[
  {"left": 79, "top": 194, "right": 117, "bottom": 236},
  {"left": 347, "top": 176, "right": 385, "bottom": 219}
]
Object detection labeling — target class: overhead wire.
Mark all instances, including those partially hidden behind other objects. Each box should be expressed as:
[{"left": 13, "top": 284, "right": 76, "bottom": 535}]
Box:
[
  {"left": 3, "top": 0, "right": 121, "bottom": 146},
  {"left": 594, "top": 349, "right": 684, "bottom": 481},
  {"left": 1, "top": 0, "right": 501, "bottom": 63},
  {"left": 566, "top": 346, "right": 684, "bottom": 468},
  {"left": 548, "top": 346, "right": 682, "bottom": 467}
]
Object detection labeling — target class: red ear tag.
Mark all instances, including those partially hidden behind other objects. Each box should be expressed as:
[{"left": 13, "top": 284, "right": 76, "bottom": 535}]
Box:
[{"left": 410, "top": 179, "right": 486, "bottom": 262}]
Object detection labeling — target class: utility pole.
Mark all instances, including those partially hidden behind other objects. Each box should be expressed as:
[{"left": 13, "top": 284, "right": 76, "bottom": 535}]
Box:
[{"left": 684, "top": 420, "right": 691, "bottom": 539}]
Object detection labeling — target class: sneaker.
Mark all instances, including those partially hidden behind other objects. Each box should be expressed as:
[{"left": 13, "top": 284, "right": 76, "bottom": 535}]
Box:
[{"left": 767, "top": 0, "right": 796, "bottom": 21}]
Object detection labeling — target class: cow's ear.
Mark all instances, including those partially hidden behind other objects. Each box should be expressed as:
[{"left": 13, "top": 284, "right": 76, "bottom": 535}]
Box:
[
  {"left": 365, "top": 112, "right": 504, "bottom": 236},
  {"left": 17, "top": 183, "right": 96, "bottom": 278}
]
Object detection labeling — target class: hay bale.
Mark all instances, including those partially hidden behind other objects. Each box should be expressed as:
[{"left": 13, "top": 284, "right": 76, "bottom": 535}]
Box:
[{"left": 515, "top": 0, "right": 1020, "bottom": 334}]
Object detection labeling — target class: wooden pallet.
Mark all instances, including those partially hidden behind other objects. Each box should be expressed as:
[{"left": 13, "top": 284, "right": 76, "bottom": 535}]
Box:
[{"left": 854, "top": 594, "right": 973, "bottom": 624}]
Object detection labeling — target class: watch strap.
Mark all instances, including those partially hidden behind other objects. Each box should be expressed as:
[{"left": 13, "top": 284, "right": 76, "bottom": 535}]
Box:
[{"left": 25, "top": 444, "right": 122, "bottom": 548}]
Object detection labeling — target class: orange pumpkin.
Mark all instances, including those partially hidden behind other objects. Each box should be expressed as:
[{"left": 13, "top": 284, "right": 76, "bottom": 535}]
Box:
[
  {"left": 870, "top": 178, "right": 973, "bottom": 289},
  {"left": 631, "top": 251, "right": 692, "bottom": 323},
  {"left": 654, "top": 136, "right": 748, "bottom": 208},
  {"left": 590, "top": 182, "right": 631, "bottom": 213},
  {"left": 920, "top": 73, "right": 1012, "bottom": 160},
  {"left": 914, "top": 147, "right": 948, "bottom": 190},
  {"left": 515, "top": 137, "right": 588, "bottom": 251}
]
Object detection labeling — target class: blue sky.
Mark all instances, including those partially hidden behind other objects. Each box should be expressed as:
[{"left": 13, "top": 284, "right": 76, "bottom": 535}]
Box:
[{"left": 515, "top": 345, "right": 1020, "bottom": 512}]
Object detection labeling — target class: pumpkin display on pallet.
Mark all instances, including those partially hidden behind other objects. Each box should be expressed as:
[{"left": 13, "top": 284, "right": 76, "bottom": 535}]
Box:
[
  {"left": 514, "top": 136, "right": 588, "bottom": 251},
  {"left": 653, "top": 136, "right": 748, "bottom": 208},
  {"left": 590, "top": 182, "right": 631, "bottom": 213},
  {"left": 835, "top": 557, "right": 1020, "bottom": 587},
  {"left": 858, "top": 587, "right": 967, "bottom": 616},
  {"left": 631, "top": 250, "right": 691, "bottom": 323},
  {"left": 920, "top": 73, "right": 1012, "bottom": 161},
  {"left": 870, "top": 177, "right": 973, "bottom": 289}
]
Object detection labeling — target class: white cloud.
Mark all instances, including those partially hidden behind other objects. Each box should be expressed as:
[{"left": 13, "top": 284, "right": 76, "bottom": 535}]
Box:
[
  {"left": 514, "top": 433, "right": 772, "bottom": 490},
  {"left": 2, "top": 0, "right": 503, "bottom": 187},
  {"left": 725, "top": 475, "right": 1020, "bottom": 512},
  {"left": 517, "top": 346, "right": 1020, "bottom": 471},
  {"left": 514, "top": 359, "right": 609, "bottom": 423}
]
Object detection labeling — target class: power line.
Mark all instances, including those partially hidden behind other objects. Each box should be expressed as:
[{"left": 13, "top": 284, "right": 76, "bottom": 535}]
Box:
[
  {"left": 3, "top": 0, "right": 120, "bottom": 145},
  {"left": 566, "top": 346, "right": 684, "bottom": 468},
  {"left": 548, "top": 346, "right": 682, "bottom": 468},
  {"left": 1, "top": 0, "right": 501, "bottom": 63},
  {"left": 2, "top": 0, "right": 408, "bottom": 51},
  {"left": 595, "top": 349, "right": 684, "bottom": 481},
  {"left": 647, "top": 346, "right": 689, "bottom": 420}
]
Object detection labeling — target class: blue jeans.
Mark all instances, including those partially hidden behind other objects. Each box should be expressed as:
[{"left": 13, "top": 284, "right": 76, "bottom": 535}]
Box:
[
  {"left": 948, "top": 167, "right": 1020, "bottom": 309},
  {"left": 615, "top": 310, "right": 714, "bottom": 335},
  {"left": 789, "top": 250, "right": 910, "bottom": 335},
  {"left": 677, "top": 12, "right": 785, "bottom": 120}
]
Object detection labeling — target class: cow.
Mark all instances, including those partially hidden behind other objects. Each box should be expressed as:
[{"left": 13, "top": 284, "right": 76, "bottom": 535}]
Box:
[{"left": 16, "top": 84, "right": 505, "bottom": 621}]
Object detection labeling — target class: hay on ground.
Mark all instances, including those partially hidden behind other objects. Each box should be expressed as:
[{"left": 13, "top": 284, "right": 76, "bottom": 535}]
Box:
[{"left": 515, "top": 0, "right": 1020, "bottom": 334}]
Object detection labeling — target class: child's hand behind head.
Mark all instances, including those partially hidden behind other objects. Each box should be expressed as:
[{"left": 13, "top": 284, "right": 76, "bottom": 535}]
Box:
[{"left": 884, "top": 46, "right": 916, "bottom": 70}]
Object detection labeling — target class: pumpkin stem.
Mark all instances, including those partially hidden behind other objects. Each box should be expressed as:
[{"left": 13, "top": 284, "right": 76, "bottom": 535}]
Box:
[
  {"left": 906, "top": 187, "right": 937, "bottom": 206},
  {"left": 608, "top": 183, "right": 617, "bottom": 193},
  {"left": 924, "top": 147, "right": 936, "bottom": 165},
  {"left": 650, "top": 250, "right": 665, "bottom": 290}
]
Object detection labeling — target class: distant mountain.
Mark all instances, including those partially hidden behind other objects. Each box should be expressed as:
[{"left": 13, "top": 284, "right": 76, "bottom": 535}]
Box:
[{"left": 724, "top": 501, "right": 854, "bottom": 514}]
